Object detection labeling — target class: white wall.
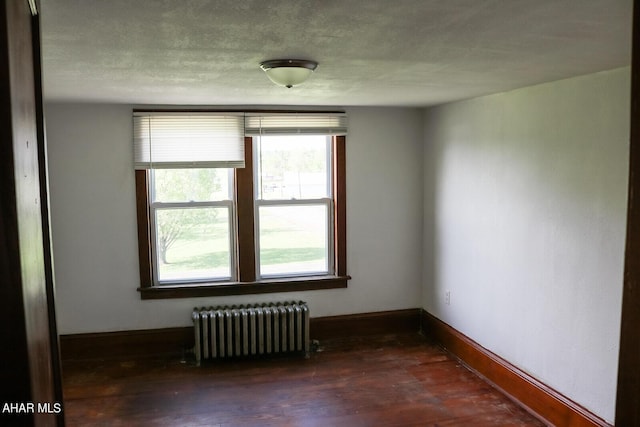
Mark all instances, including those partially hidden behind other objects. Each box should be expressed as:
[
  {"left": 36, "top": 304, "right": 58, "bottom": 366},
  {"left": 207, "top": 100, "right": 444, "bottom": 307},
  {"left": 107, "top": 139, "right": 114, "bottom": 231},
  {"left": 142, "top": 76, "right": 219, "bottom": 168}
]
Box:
[
  {"left": 45, "top": 105, "right": 424, "bottom": 334},
  {"left": 422, "top": 68, "right": 629, "bottom": 423}
]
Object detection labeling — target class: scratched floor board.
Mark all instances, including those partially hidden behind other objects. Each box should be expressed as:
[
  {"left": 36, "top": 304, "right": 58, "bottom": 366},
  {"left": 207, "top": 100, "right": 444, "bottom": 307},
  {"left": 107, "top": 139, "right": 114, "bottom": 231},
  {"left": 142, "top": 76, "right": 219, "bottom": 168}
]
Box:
[{"left": 62, "top": 333, "right": 545, "bottom": 426}]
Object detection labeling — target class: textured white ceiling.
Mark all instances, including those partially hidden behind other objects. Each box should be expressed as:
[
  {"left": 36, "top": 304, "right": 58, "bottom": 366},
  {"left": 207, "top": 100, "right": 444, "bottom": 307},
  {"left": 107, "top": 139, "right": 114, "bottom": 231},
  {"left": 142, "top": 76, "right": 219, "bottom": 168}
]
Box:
[{"left": 40, "top": 0, "right": 633, "bottom": 107}]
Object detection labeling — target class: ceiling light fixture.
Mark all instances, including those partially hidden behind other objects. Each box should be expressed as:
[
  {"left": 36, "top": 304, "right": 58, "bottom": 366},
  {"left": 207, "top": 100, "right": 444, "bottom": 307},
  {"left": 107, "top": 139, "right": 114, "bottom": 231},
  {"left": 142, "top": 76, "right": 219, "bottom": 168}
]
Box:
[{"left": 260, "top": 59, "right": 318, "bottom": 88}]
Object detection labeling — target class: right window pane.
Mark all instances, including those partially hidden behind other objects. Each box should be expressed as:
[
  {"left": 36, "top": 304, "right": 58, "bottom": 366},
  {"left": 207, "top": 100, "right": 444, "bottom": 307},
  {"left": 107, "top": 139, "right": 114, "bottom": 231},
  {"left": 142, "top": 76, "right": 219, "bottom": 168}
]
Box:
[{"left": 258, "top": 204, "right": 329, "bottom": 276}]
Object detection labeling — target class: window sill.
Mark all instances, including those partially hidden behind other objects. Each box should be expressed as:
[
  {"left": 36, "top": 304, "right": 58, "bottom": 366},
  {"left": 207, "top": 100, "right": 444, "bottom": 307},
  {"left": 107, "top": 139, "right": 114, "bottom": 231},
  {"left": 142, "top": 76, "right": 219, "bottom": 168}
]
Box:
[{"left": 137, "top": 275, "right": 351, "bottom": 300}]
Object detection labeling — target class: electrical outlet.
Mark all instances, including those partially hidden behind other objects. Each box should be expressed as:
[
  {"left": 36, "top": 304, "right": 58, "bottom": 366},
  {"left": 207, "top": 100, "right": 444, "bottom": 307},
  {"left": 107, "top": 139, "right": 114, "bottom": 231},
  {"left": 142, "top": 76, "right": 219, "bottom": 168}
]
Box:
[{"left": 445, "top": 291, "right": 451, "bottom": 305}]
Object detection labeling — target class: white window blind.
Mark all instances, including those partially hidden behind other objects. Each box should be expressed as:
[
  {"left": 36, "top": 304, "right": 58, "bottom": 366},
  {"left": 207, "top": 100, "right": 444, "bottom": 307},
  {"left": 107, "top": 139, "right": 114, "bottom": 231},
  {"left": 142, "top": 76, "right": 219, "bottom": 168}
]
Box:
[
  {"left": 133, "top": 112, "right": 245, "bottom": 169},
  {"left": 244, "top": 113, "right": 347, "bottom": 136}
]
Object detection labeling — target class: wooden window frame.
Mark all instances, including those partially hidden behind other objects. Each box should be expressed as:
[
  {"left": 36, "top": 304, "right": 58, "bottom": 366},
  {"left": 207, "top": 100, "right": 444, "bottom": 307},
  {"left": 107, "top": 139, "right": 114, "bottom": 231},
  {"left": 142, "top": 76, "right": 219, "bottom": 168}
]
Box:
[{"left": 136, "top": 135, "right": 349, "bottom": 299}]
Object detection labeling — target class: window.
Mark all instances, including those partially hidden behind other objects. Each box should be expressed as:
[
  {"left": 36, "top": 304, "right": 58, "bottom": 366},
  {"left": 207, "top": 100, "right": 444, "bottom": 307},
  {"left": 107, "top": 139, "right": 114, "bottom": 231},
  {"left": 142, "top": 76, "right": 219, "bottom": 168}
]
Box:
[{"left": 135, "top": 111, "right": 349, "bottom": 299}]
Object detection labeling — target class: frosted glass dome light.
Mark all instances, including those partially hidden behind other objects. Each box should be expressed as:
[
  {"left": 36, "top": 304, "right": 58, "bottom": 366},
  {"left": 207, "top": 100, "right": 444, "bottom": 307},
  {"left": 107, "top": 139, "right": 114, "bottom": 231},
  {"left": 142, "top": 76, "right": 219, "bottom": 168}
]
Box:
[{"left": 260, "top": 59, "right": 318, "bottom": 88}]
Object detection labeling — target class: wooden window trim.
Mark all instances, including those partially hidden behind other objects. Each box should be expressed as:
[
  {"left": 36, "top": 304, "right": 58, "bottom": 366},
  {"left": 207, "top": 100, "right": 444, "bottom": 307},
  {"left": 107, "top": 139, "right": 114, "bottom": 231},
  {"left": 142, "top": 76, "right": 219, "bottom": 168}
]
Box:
[
  {"left": 236, "top": 137, "right": 256, "bottom": 282},
  {"left": 135, "top": 170, "right": 153, "bottom": 288},
  {"left": 135, "top": 135, "right": 349, "bottom": 299},
  {"left": 334, "top": 135, "right": 347, "bottom": 277}
]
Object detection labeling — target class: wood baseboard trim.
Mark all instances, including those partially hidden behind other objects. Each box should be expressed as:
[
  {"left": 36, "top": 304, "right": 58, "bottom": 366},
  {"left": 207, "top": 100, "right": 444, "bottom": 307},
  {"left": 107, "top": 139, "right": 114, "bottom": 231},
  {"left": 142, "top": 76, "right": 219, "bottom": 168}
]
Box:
[
  {"left": 60, "top": 327, "right": 193, "bottom": 361},
  {"left": 60, "top": 308, "right": 421, "bottom": 361},
  {"left": 310, "top": 308, "right": 421, "bottom": 340},
  {"left": 420, "top": 310, "right": 611, "bottom": 427}
]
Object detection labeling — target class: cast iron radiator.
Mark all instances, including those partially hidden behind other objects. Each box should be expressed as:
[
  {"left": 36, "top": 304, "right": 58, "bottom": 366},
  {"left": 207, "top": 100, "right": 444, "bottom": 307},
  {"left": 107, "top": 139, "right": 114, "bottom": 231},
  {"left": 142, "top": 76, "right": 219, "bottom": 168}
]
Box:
[{"left": 192, "top": 301, "right": 310, "bottom": 364}]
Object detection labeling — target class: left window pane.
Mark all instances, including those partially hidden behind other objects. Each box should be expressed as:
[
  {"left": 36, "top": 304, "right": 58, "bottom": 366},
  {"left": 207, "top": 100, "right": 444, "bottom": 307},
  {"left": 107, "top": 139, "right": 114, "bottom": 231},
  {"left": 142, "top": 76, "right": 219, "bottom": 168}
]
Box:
[{"left": 155, "top": 207, "right": 231, "bottom": 282}]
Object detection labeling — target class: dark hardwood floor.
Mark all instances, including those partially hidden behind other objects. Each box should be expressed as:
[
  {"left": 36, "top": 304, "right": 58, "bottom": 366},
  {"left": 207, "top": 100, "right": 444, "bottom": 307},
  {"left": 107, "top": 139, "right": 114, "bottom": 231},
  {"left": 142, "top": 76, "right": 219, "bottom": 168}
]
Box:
[{"left": 62, "top": 333, "right": 545, "bottom": 426}]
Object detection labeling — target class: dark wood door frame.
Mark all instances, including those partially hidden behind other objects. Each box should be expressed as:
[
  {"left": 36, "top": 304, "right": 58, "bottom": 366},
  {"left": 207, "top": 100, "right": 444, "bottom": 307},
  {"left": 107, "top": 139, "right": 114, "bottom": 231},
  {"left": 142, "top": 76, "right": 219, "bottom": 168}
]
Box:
[
  {"left": 616, "top": 0, "right": 640, "bottom": 424},
  {"left": 32, "top": 7, "right": 65, "bottom": 423},
  {"left": 0, "top": 0, "right": 63, "bottom": 426}
]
